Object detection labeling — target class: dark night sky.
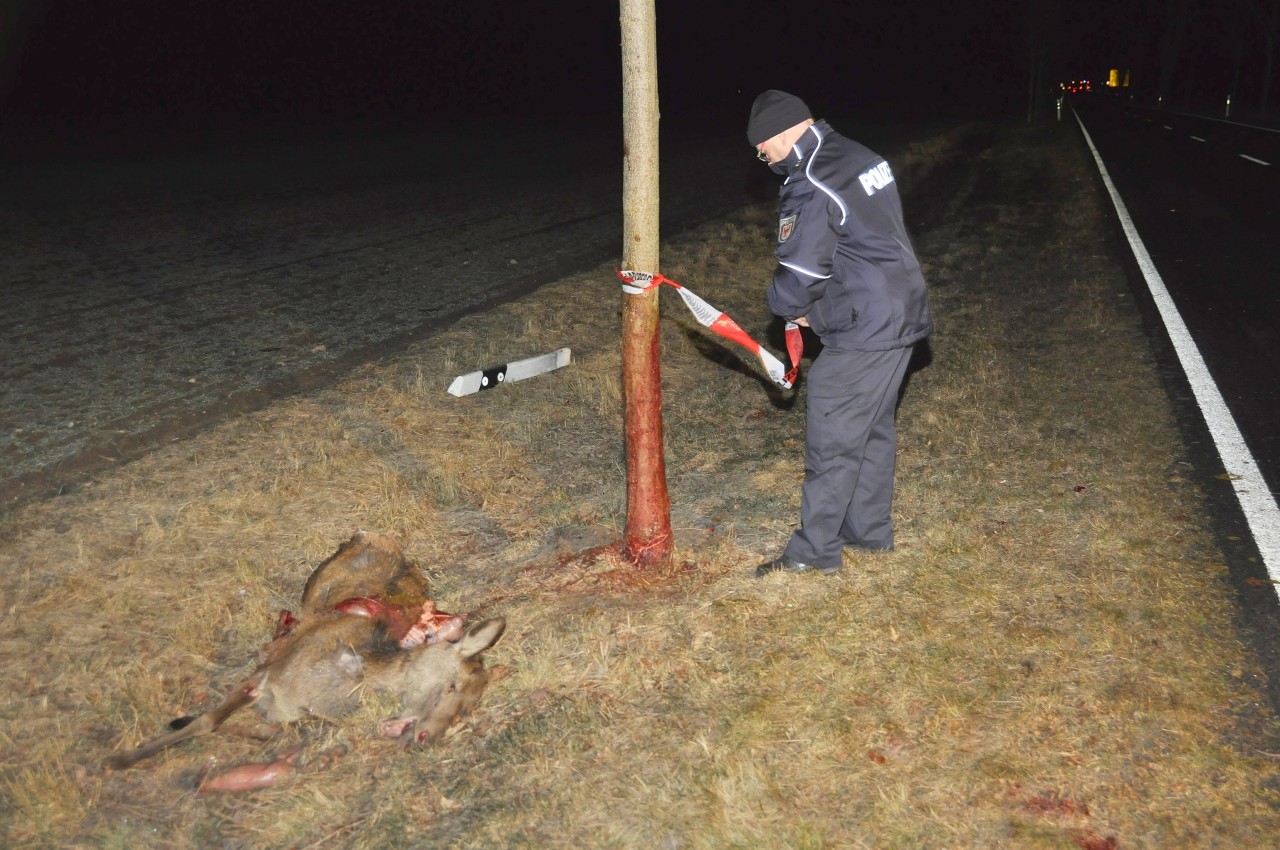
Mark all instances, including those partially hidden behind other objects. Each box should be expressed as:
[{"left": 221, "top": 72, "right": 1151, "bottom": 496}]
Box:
[
  {"left": 10, "top": 0, "right": 1258, "bottom": 146},
  {"left": 0, "top": 0, "right": 1069, "bottom": 140}
]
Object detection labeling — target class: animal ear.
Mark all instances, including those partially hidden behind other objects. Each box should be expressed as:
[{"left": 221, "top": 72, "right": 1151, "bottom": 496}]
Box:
[{"left": 456, "top": 618, "right": 506, "bottom": 660}]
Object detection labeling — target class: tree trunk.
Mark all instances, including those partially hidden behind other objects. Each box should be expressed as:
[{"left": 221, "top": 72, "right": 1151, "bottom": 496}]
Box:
[
  {"left": 1025, "top": 0, "right": 1051, "bottom": 122},
  {"left": 618, "top": 0, "right": 671, "bottom": 567},
  {"left": 1157, "top": 0, "right": 1193, "bottom": 106},
  {"left": 1260, "top": 0, "right": 1280, "bottom": 114}
]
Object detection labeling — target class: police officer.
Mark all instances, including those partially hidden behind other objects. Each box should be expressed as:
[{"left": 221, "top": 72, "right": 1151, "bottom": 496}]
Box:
[{"left": 749, "top": 90, "right": 932, "bottom": 577}]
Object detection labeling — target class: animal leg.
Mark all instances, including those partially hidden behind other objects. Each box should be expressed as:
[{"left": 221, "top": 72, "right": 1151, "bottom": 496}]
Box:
[{"left": 105, "top": 671, "right": 266, "bottom": 770}]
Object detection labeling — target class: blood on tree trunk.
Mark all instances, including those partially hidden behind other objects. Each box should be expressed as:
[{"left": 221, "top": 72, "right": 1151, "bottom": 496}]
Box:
[{"left": 619, "top": 0, "right": 671, "bottom": 566}]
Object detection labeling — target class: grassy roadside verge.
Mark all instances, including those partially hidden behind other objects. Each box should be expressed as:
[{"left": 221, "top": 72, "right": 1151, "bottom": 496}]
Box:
[{"left": 2, "top": 119, "right": 1278, "bottom": 848}]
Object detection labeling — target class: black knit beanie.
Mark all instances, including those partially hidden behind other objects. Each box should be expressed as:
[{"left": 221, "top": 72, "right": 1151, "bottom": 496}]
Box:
[{"left": 746, "top": 90, "right": 811, "bottom": 146}]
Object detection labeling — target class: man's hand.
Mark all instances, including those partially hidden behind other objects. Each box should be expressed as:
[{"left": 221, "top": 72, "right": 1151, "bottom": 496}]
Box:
[{"left": 791, "top": 317, "right": 810, "bottom": 327}]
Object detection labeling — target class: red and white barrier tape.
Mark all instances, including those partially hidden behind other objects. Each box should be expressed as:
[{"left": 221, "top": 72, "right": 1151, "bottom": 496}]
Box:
[{"left": 618, "top": 269, "right": 801, "bottom": 389}]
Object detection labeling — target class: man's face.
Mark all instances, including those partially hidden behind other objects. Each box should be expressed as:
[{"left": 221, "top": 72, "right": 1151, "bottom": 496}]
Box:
[
  {"left": 755, "top": 119, "right": 813, "bottom": 165},
  {"left": 756, "top": 133, "right": 791, "bottom": 165}
]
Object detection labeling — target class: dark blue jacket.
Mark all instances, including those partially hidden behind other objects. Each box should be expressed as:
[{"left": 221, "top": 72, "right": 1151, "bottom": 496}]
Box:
[{"left": 766, "top": 120, "right": 932, "bottom": 351}]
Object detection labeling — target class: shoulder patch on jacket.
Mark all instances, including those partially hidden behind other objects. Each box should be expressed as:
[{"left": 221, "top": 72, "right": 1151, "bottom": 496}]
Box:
[{"left": 778, "top": 213, "right": 797, "bottom": 243}]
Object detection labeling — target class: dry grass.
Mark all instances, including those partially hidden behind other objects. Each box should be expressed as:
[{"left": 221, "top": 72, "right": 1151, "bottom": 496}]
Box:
[{"left": 2, "top": 120, "right": 1278, "bottom": 849}]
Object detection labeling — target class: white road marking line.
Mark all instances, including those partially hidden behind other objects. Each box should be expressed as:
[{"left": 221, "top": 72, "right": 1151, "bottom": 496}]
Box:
[
  {"left": 1171, "top": 110, "right": 1280, "bottom": 134},
  {"left": 1163, "top": 125, "right": 1174, "bottom": 130},
  {"left": 1074, "top": 108, "right": 1280, "bottom": 599},
  {"left": 1240, "top": 154, "right": 1271, "bottom": 166},
  {"left": 1190, "top": 135, "right": 1206, "bottom": 142}
]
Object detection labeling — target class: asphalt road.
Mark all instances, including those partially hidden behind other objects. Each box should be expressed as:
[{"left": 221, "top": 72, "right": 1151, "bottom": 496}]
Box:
[
  {"left": 1073, "top": 96, "right": 1280, "bottom": 503},
  {"left": 1073, "top": 96, "right": 1280, "bottom": 683},
  {"left": 0, "top": 117, "right": 780, "bottom": 510}
]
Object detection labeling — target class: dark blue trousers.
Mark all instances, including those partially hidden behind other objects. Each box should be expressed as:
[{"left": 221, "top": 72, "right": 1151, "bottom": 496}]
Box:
[{"left": 782, "top": 345, "right": 913, "bottom": 569}]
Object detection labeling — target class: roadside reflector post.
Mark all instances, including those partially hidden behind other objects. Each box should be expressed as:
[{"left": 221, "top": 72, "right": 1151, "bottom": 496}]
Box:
[
  {"left": 446, "top": 348, "right": 572, "bottom": 397},
  {"left": 618, "top": 0, "right": 672, "bottom": 567}
]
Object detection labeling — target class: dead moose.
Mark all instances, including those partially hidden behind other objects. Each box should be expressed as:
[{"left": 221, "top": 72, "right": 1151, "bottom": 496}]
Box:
[{"left": 105, "top": 531, "right": 505, "bottom": 785}]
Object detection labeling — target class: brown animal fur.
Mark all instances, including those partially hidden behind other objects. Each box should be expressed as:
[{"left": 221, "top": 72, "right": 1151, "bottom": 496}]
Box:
[
  {"left": 298, "top": 530, "right": 430, "bottom": 616},
  {"left": 106, "top": 532, "right": 505, "bottom": 771}
]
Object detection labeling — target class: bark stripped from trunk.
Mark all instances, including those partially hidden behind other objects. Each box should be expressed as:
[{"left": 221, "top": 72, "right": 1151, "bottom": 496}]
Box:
[{"left": 619, "top": 0, "right": 671, "bottom": 566}]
